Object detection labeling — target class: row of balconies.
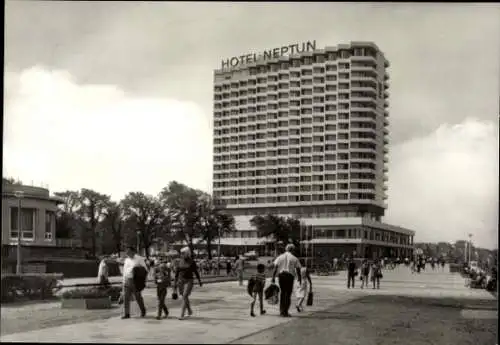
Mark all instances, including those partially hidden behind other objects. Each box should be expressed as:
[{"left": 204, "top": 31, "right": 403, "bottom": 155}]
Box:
[
  {"left": 213, "top": 168, "right": 387, "bottom": 180},
  {"left": 213, "top": 169, "right": 381, "bottom": 178},
  {"left": 214, "top": 94, "right": 385, "bottom": 105},
  {"left": 212, "top": 163, "right": 387, "bottom": 171},
  {"left": 213, "top": 184, "right": 378, "bottom": 193},
  {"left": 215, "top": 78, "right": 383, "bottom": 92},
  {"left": 214, "top": 100, "right": 383, "bottom": 111},
  {"left": 214, "top": 81, "right": 388, "bottom": 99},
  {"left": 214, "top": 103, "right": 385, "bottom": 114},
  {"left": 214, "top": 127, "right": 385, "bottom": 136},
  {"left": 216, "top": 195, "right": 382, "bottom": 204},
  {"left": 213, "top": 176, "right": 388, "bottom": 185},
  {"left": 214, "top": 120, "right": 379, "bottom": 129},
  {"left": 213, "top": 154, "right": 384, "bottom": 162},
  {"left": 213, "top": 146, "right": 386, "bottom": 155},
  {"left": 214, "top": 118, "right": 379, "bottom": 127},
  {"left": 214, "top": 189, "right": 383, "bottom": 197},
  {"left": 214, "top": 129, "right": 381, "bottom": 138},
  {"left": 215, "top": 65, "right": 384, "bottom": 86},
  {"left": 214, "top": 85, "right": 382, "bottom": 100}
]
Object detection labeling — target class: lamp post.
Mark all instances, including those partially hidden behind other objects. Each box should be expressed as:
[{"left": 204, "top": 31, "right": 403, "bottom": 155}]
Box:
[
  {"left": 136, "top": 230, "right": 141, "bottom": 255},
  {"left": 468, "top": 233, "right": 473, "bottom": 263},
  {"left": 14, "top": 191, "right": 25, "bottom": 274},
  {"left": 217, "top": 227, "right": 221, "bottom": 275}
]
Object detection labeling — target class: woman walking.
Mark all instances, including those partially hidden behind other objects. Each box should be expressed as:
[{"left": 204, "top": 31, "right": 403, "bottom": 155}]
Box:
[
  {"left": 295, "top": 263, "right": 312, "bottom": 312},
  {"left": 174, "top": 247, "right": 202, "bottom": 320},
  {"left": 97, "top": 256, "right": 110, "bottom": 288},
  {"left": 360, "top": 259, "right": 370, "bottom": 289},
  {"left": 234, "top": 255, "right": 245, "bottom": 286}
]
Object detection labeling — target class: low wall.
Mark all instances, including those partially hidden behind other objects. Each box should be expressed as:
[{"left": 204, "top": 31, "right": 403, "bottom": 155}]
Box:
[{"left": 1, "top": 259, "right": 121, "bottom": 279}]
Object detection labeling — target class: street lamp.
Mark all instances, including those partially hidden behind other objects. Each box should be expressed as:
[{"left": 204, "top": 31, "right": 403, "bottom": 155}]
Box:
[
  {"left": 136, "top": 230, "right": 141, "bottom": 255},
  {"left": 14, "top": 191, "right": 24, "bottom": 274},
  {"left": 217, "top": 227, "right": 221, "bottom": 275},
  {"left": 468, "top": 233, "right": 473, "bottom": 263}
]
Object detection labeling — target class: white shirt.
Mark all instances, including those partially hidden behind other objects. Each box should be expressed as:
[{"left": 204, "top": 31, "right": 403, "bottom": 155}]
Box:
[
  {"left": 97, "top": 260, "right": 108, "bottom": 278},
  {"left": 122, "top": 255, "right": 148, "bottom": 282},
  {"left": 274, "top": 252, "right": 301, "bottom": 277}
]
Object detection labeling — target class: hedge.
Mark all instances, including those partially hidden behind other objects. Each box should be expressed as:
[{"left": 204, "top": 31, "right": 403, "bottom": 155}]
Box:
[
  {"left": 62, "top": 286, "right": 122, "bottom": 301},
  {"left": 1, "top": 273, "right": 63, "bottom": 303},
  {"left": 45, "top": 259, "right": 121, "bottom": 278}
]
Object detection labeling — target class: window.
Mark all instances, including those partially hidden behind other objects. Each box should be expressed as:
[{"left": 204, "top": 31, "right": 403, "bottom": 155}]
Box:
[
  {"left": 10, "top": 207, "right": 35, "bottom": 240},
  {"left": 45, "top": 211, "right": 53, "bottom": 240}
]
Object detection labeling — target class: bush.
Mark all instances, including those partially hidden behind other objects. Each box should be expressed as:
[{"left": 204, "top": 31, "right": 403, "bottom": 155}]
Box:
[
  {"left": 1, "top": 273, "right": 63, "bottom": 303},
  {"left": 449, "top": 263, "right": 462, "bottom": 273},
  {"left": 62, "top": 285, "right": 122, "bottom": 300},
  {"left": 44, "top": 259, "right": 121, "bottom": 278}
]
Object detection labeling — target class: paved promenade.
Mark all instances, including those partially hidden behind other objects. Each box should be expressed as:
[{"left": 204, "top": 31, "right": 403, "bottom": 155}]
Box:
[{"left": 1, "top": 265, "right": 496, "bottom": 343}]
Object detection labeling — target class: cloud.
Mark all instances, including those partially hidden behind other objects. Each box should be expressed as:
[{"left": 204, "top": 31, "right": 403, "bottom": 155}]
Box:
[
  {"left": 386, "top": 119, "right": 499, "bottom": 249},
  {"left": 3, "top": 66, "right": 213, "bottom": 199}
]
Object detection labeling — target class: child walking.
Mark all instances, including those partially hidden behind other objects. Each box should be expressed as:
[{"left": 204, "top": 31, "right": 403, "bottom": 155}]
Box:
[
  {"left": 248, "top": 263, "right": 267, "bottom": 317},
  {"left": 295, "top": 266, "right": 312, "bottom": 312},
  {"left": 154, "top": 259, "right": 171, "bottom": 320}
]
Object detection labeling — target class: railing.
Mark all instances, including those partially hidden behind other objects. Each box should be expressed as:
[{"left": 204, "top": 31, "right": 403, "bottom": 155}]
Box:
[{"left": 56, "top": 239, "right": 83, "bottom": 248}]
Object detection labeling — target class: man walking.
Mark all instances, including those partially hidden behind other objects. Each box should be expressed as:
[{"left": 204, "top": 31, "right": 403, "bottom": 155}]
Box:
[
  {"left": 121, "top": 246, "right": 148, "bottom": 319},
  {"left": 271, "top": 244, "right": 302, "bottom": 317},
  {"left": 347, "top": 257, "right": 357, "bottom": 289}
]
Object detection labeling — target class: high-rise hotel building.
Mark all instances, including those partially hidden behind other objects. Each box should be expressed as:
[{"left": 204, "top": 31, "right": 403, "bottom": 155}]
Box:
[{"left": 212, "top": 41, "right": 415, "bottom": 259}]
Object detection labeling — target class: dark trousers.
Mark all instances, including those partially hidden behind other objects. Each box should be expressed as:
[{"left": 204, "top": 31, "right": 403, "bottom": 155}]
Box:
[
  {"left": 250, "top": 288, "right": 264, "bottom": 314},
  {"left": 156, "top": 285, "right": 169, "bottom": 317},
  {"left": 278, "top": 272, "right": 294, "bottom": 316},
  {"left": 347, "top": 273, "right": 355, "bottom": 288},
  {"left": 123, "top": 278, "right": 146, "bottom": 317}
]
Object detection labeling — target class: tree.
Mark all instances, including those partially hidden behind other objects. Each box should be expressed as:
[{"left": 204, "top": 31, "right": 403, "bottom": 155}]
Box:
[
  {"left": 121, "top": 192, "right": 165, "bottom": 259},
  {"left": 100, "top": 201, "right": 126, "bottom": 255},
  {"left": 250, "top": 214, "right": 301, "bottom": 256},
  {"left": 54, "top": 190, "right": 83, "bottom": 240},
  {"left": 2, "top": 177, "right": 22, "bottom": 185},
  {"left": 77, "top": 189, "right": 111, "bottom": 257},
  {"left": 160, "top": 181, "right": 203, "bottom": 255},
  {"left": 198, "top": 194, "right": 236, "bottom": 259}
]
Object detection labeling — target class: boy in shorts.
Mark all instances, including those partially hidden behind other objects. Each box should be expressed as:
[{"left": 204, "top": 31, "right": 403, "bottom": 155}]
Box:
[{"left": 248, "top": 263, "right": 267, "bottom": 317}]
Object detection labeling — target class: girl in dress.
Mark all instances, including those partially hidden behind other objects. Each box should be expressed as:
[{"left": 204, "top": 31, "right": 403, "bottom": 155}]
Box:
[{"left": 295, "top": 265, "right": 312, "bottom": 312}]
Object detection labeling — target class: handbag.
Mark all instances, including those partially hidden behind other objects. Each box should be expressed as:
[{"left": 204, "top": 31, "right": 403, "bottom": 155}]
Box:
[
  {"left": 172, "top": 291, "right": 178, "bottom": 300},
  {"left": 306, "top": 291, "right": 313, "bottom": 306},
  {"left": 264, "top": 283, "right": 280, "bottom": 305},
  {"left": 378, "top": 272, "right": 383, "bottom": 279}
]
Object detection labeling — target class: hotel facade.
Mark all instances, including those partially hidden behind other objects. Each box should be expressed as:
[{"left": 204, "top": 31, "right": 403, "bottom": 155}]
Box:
[{"left": 212, "top": 41, "right": 415, "bottom": 260}]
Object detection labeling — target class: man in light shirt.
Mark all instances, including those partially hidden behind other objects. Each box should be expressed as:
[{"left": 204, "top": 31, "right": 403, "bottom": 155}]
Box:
[
  {"left": 271, "top": 244, "right": 302, "bottom": 317},
  {"left": 121, "top": 246, "right": 148, "bottom": 319}
]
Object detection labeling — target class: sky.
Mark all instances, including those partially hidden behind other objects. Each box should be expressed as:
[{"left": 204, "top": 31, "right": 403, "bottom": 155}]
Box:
[{"left": 3, "top": 2, "right": 499, "bottom": 248}]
